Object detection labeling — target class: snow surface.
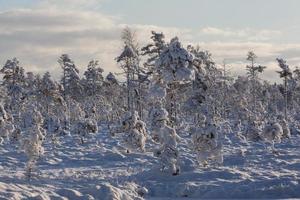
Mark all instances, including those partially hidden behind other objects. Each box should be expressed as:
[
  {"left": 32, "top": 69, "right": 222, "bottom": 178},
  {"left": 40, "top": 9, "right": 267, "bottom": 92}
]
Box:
[{"left": 0, "top": 124, "right": 300, "bottom": 199}]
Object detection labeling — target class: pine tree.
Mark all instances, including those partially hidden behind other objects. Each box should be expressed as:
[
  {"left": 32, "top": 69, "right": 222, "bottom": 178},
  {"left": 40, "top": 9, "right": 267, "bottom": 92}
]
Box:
[
  {"left": 40, "top": 72, "right": 67, "bottom": 138},
  {"left": 83, "top": 60, "right": 104, "bottom": 97},
  {"left": 102, "top": 72, "right": 125, "bottom": 123},
  {"left": 117, "top": 28, "right": 139, "bottom": 115},
  {"left": 141, "top": 31, "right": 166, "bottom": 73},
  {"left": 276, "top": 58, "right": 292, "bottom": 120},
  {"left": 59, "top": 54, "right": 83, "bottom": 101},
  {"left": 19, "top": 102, "right": 45, "bottom": 179},
  {"left": 155, "top": 37, "right": 195, "bottom": 126},
  {"left": 0, "top": 104, "right": 15, "bottom": 144},
  {"left": 246, "top": 51, "right": 266, "bottom": 115},
  {"left": 0, "top": 58, "right": 26, "bottom": 119}
]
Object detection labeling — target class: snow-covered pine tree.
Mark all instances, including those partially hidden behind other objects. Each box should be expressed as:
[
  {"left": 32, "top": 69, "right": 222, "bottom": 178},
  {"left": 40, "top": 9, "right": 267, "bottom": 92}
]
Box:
[
  {"left": 276, "top": 114, "right": 291, "bottom": 139},
  {"left": 24, "top": 72, "right": 37, "bottom": 94},
  {"left": 0, "top": 58, "right": 26, "bottom": 128},
  {"left": 186, "top": 45, "right": 213, "bottom": 124},
  {"left": 72, "top": 115, "right": 98, "bottom": 144},
  {"left": 102, "top": 72, "right": 125, "bottom": 123},
  {"left": 59, "top": 54, "right": 83, "bottom": 101},
  {"left": 245, "top": 119, "right": 262, "bottom": 142},
  {"left": 155, "top": 37, "right": 195, "bottom": 126},
  {"left": 81, "top": 60, "right": 105, "bottom": 124},
  {"left": 276, "top": 58, "right": 292, "bottom": 120},
  {"left": 141, "top": 31, "right": 166, "bottom": 76},
  {"left": 59, "top": 54, "right": 83, "bottom": 134},
  {"left": 150, "top": 104, "right": 181, "bottom": 175},
  {"left": 191, "top": 117, "right": 223, "bottom": 166},
  {"left": 261, "top": 121, "right": 283, "bottom": 153},
  {"left": 40, "top": 72, "right": 67, "bottom": 143},
  {"left": 83, "top": 60, "right": 104, "bottom": 97},
  {"left": 116, "top": 27, "right": 141, "bottom": 116},
  {"left": 0, "top": 104, "right": 15, "bottom": 144},
  {"left": 246, "top": 51, "right": 266, "bottom": 116},
  {"left": 19, "top": 102, "right": 45, "bottom": 179},
  {"left": 121, "top": 111, "right": 147, "bottom": 153}
]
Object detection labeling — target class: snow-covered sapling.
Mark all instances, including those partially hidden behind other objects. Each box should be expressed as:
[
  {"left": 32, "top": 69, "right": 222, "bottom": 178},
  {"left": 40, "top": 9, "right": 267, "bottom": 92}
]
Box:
[
  {"left": 150, "top": 107, "right": 181, "bottom": 175},
  {"left": 72, "top": 116, "right": 98, "bottom": 144},
  {"left": 0, "top": 104, "right": 15, "bottom": 144},
  {"left": 19, "top": 105, "right": 46, "bottom": 179},
  {"left": 277, "top": 114, "right": 291, "bottom": 140},
  {"left": 262, "top": 121, "right": 283, "bottom": 153},
  {"left": 120, "top": 111, "right": 148, "bottom": 153},
  {"left": 191, "top": 119, "right": 223, "bottom": 167},
  {"left": 124, "top": 118, "right": 147, "bottom": 153},
  {"left": 245, "top": 120, "right": 262, "bottom": 142}
]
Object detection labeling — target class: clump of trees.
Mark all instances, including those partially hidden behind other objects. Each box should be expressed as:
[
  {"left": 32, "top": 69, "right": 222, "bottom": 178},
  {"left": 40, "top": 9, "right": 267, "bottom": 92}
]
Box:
[{"left": 0, "top": 27, "right": 300, "bottom": 177}]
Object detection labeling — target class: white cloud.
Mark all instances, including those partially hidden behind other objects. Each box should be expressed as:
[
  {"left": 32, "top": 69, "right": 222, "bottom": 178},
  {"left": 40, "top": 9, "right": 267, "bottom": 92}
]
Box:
[
  {"left": 199, "top": 27, "right": 282, "bottom": 41},
  {"left": 37, "top": 0, "right": 104, "bottom": 10},
  {"left": 0, "top": 4, "right": 299, "bottom": 83},
  {"left": 0, "top": 7, "right": 195, "bottom": 80}
]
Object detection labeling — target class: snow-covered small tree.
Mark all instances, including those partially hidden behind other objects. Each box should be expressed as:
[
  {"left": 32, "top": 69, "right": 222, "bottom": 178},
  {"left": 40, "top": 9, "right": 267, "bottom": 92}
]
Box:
[
  {"left": 276, "top": 114, "right": 291, "bottom": 139},
  {"left": 72, "top": 115, "right": 98, "bottom": 144},
  {"left": 120, "top": 111, "right": 147, "bottom": 153},
  {"left": 110, "top": 111, "right": 147, "bottom": 153},
  {"left": 262, "top": 121, "right": 283, "bottom": 153},
  {"left": 150, "top": 104, "right": 181, "bottom": 175},
  {"left": 81, "top": 60, "right": 105, "bottom": 123},
  {"left": 245, "top": 119, "right": 262, "bottom": 142},
  {"left": 0, "top": 104, "right": 14, "bottom": 144},
  {"left": 19, "top": 103, "right": 45, "bottom": 179},
  {"left": 191, "top": 118, "right": 223, "bottom": 166}
]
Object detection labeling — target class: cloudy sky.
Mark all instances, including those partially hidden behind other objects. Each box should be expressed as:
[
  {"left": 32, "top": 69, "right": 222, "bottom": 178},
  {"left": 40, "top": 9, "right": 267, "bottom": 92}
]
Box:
[{"left": 0, "top": 0, "right": 300, "bottom": 82}]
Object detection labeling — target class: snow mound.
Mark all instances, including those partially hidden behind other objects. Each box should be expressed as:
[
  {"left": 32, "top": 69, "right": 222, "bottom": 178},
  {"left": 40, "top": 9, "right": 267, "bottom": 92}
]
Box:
[{"left": 83, "top": 182, "right": 146, "bottom": 200}]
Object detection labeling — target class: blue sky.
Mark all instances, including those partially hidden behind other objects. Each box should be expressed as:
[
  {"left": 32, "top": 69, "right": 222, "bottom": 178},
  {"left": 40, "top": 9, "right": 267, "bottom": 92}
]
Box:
[{"left": 0, "top": 0, "right": 300, "bottom": 81}]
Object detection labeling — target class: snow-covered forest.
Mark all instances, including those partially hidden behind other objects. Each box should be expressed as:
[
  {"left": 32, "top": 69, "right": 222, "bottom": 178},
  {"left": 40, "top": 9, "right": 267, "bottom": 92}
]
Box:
[{"left": 0, "top": 27, "right": 300, "bottom": 199}]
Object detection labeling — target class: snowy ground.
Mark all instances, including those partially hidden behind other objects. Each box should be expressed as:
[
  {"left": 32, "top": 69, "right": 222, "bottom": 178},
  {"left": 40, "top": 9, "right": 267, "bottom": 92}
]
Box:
[{"left": 0, "top": 125, "right": 300, "bottom": 199}]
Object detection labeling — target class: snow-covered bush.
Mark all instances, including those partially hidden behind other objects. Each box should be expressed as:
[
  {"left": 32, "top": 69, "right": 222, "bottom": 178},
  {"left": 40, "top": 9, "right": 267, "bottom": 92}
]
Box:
[
  {"left": 0, "top": 104, "right": 15, "bottom": 144},
  {"left": 150, "top": 106, "right": 181, "bottom": 175},
  {"left": 191, "top": 119, "right": 223, "bottom": 166},
  {"left": 245, "top": 120, "right": 262, "bottom": 142},
  {"left": 153, "top": 119, "right": 181, "bottom": 175},
  {"left": 124, "top": 118, "right": 147, "bottom": 153},
  {"left": 262, "top": 121, "right": 283, "bottom": 153},
  {"left": 117, "top": 111, "right": 148, "bottom": 153},
  {"left": 72, "top": 117, "right": 98, "bottom": 144},
  {"left": 277, "top": 114, "right": 291, "bottom": 139}
]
